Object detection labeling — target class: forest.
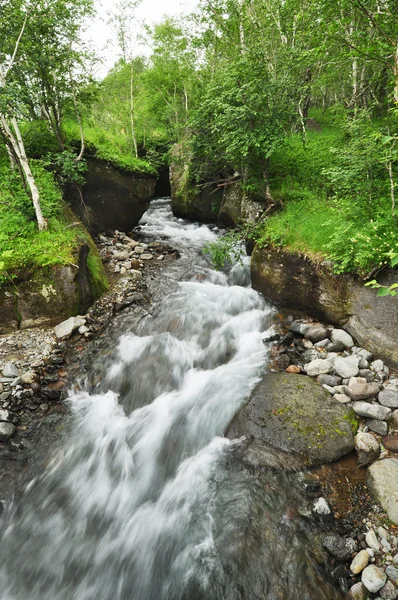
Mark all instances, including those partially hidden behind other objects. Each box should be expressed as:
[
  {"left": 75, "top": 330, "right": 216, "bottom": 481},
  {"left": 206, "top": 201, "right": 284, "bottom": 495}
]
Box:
[{"left": 0, "top": 0, "right": 397, "bottom": 286}]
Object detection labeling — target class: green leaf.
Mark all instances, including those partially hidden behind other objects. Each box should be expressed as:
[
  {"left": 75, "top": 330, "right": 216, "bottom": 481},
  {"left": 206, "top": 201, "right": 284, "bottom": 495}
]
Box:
[{"left": 377, "top": 287, "right": 391, "bottom": 297}]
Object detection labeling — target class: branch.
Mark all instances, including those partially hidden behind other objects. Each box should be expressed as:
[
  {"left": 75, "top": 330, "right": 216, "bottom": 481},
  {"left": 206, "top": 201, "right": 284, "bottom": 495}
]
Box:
[
  {"left": 5, "top": 12, "right": 28, "bottom": 79},
  {"left": 353, "top": 0, "right": 395, "bottom": 46}
]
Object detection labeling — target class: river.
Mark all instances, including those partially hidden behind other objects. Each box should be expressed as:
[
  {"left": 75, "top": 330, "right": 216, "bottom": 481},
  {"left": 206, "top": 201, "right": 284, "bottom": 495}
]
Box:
[{"left": 0, "top": 199, "right": 343, "bottom": 600}]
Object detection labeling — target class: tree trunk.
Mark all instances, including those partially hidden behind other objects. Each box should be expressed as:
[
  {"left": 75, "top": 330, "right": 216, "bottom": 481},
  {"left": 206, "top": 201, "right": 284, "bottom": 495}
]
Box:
[{"left": 130, "top": 65, "right": 138, "bottom": 158}]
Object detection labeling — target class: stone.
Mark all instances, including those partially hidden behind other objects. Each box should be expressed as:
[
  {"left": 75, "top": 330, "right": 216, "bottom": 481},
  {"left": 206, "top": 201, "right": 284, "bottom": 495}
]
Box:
[
  {"left": 317, "top": 374, "right": 342, "bottom": 387},
  {"left": 21, "top": 370, "right": 36, "bottom": 385},
  {"left": 379, "top": 390, "right": 398, "bottom": 409},
  {"left": 113, "top": 250, "right": 129, "bottom": 261},
  {"left": 120, "top": 266, "right": 127, "bottom": 275},
  {"left": 386, "top": 566, "right": 398, "bottom": 584},
  {"left": 305, "top": 359, "right": 333, "bottom": 376},
  {"left": 326, "top": 341, "right": 346, "bottom": 352},
  {"left": 383, "top": 435, "right": 398, "bottom": 454},
  {"left": 323, "top": 384, "right": 336, "bottom": 395},
  {"left": 2, "top": 362, "right": 18, "bottom": 378},
  {"left": 366, "top": 419, "right": 389, "bottom": 436},
  {"left": 323, "top": 534, "right": 357, "bottom": 561},
  {"left": 78, "top": 325, "right": 90, "bottom": 335},
  {"left": 286, "top": 365, "right": 302, "bottom": 374},
  {"left": 378, "top": 527, "right": 389, "bottom": 541},
  {"left": 140, "top": 253, "right": 154, "bottom": 260},
  {"left": 314, "top": 338, "right": 330, "bottom": 348},
  {"left": 380, "top": 581, "right": 398, "bottom": 599},
  {"left": 347, "top": 582, "right": 369, "bottom": 600},
  {"left": 54, "top": 316, "right": 86, "bottom": 341},
  {"left": 366, "top": 531, "right": 380, "bottom": 552},
  {"left": 355, "top": 432, "right": 380, "bottom": 466},
  {"left": 372, "top": 360, "right": 385, "bottom": 373},
  {"left": 382, "top": 539, "right": 392, "bottom": 552},
  {"left": 367, "top": 459, "right": 398, "bottom": 524},
  {"left": 391, "top": 410, "right": 398, "bottom": 430},
  {"left": 226, "top": 373, "right": 357, "bottom": 467},
  {"left": 0, "top": 409, "right": 19, "bottom": 424},
  {"left": 360, "top": 369, "right": 376, "bottom": 382},
  {"left": 362, "top": 565, "right": 387, "bottom": 593},
  {"left": 347, "top": 383, "right": 380, "bottom": 401},
  {"left": 289, "top": 321, "right": 311, "bottom": 336},
  {"left": 305, "top": 325, "right": 330, "bottom": 343},
  {"left": 353, "top": 402, "right": 392, "bottom": 421},
  {"left": 130, "top": 269, "right": 143, "bottom": 281},
  {"left": 0, "top": 422, "right": 16, "bottom": 441},
  {"left": 331, "top": 329, "right": 354, "bottom": 348},
  {"left": 359, "top": 349, "right": 373, "bottom": 362},
  {"left": 335, "top": 355, "right": 360, "bottom": 379},
  {"left": 313, "top": 497, "right": 333, "bottom": 520},
  {"left": 335, "top": 394, "right": 352, "bottom": 404},
  {"left": 351, "top": 550, "right": 370, "bottom": 574}
]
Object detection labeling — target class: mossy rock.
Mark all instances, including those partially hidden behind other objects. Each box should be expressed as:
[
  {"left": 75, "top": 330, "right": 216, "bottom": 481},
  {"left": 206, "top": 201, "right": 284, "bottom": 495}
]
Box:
[{"left": 226, "top": 372, "right": 357, "bottom": 467}]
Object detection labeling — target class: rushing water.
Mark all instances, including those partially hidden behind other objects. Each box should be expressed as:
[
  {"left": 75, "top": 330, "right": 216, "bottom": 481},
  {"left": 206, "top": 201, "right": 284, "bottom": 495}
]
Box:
[{"left": 0, "top": 200, "right": 343, "bottom": 600}]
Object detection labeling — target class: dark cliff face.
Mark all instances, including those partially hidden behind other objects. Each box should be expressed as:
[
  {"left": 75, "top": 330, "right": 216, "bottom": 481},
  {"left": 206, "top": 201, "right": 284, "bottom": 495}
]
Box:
[{"left": 67, "top": 157, "right": 157, "bottom": 234}]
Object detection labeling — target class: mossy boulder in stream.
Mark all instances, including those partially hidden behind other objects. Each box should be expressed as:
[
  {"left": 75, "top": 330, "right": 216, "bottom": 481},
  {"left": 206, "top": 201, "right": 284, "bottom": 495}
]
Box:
[{"left": 226, "top": 372, "right": 357, "bottom": 467}]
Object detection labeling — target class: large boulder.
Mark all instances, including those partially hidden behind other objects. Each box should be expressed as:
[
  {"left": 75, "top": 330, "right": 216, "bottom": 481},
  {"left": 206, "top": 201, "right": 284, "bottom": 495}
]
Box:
[
  {"left": 367, "top": 458, "right": 398, "bottom": 524},
  {"left": 226, "top": 372, "right": 357, "bottom": 467},
  {"left": 66, "top": 157, "right": 156, "bottom": 233},
  {"left": 251, "top": 247, "right": 398, "bottom": 368}
]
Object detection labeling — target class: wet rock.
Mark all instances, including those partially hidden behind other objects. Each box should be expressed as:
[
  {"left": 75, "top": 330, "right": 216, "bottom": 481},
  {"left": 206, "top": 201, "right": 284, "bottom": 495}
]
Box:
[
  {"left": 2, "top": 363, "right": 18, "bottom": 378},
  {"left": 331, "top": 329, "right": 354, "bottom": 348},
  {"left": 353, "top": 402, "right": 392, "bottom": 421},
  {"left": 380, "top": 581, "right": 398, "bottom": 599},
  {"left": 351, "top": 550, "right": 370, "bottom": 574},
  {"left": 0, "top": 410, "right": 19, "bottom": 425},
  {"left": 362, "top": 565, "right": 387, "bottom": 593},
  {"left": 366, "top": 419, "right": 388, "bottom": 436},
  {"left": 54, "top": 316, "right": 86, "bottom": 341},
  {"left": 289, "top": 321, "right": 311, "bottom": 336},
  {"left": 335, "top": 356, "right": 360, "bottom": 379},
  {"left": 379, "top": 390, "right": 398, "bottom": 409},
  {"left": 0, "top": 422, "right": 16, "bottom": 441},
  {"left": 113, "top": 250, "right": 129, "bottom": 261},
  {"left": 366, "top": 531, "right": 380, "bottom": 552},
  {"left": 305, "top": 325, "right": 330, "bottom": 343},
  {"left": 318, "top": 374, "right": 342, "bottom": 387},
  {"left": 386, "top": 566, "right": 398, "bottom": 584},
  {"left": 226, "top": 373, "right": 357, "bottom": 467},
  {"left": 355, "top": 432, "right": 380, "bottom": 466},
  {"left": 347, "top": 582, "right": 369, "bottom": 600},
  {"left": 313, "top": 497, "right": 333, "bottom": 521},
  {"left": 305, "top": 359, "right": 333, "bottom": 376},
  {"left": 346, "top": 383, "right": 380, "bottom": 401},
  {"left": 21, "top": 371, "right": 36, "bottom": 385},
  {"left": 383, "top": 435, "right": 398, "bottom": 454},
  {"left": 323, "top": 534, "right": 357, "bottom": 561},
  {"left": 367, "top": 459, "right": 398, "bottom": 524}
]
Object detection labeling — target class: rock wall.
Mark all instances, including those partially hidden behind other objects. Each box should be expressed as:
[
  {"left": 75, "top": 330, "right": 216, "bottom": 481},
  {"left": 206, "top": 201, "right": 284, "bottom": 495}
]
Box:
[
  {"left": 66, "top": 157, "right": 156, "bottom": 233},
  {"left": 251, "top": 247, "right": 398, "bottom": 367}
]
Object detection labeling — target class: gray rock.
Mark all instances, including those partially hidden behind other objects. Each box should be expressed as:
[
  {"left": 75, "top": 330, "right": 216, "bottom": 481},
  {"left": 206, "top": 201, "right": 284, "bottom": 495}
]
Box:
[
  {"left": 378, "top": 527, "right": 390, "bottom": 541},
  {"left": 113, "top": 250, "right": 129, "bottom": 261},
  {"left": 386, "top": 566, "right": 398, "bottom": 584},
  {"left": 304, "top": 325, "right": 330, "bottom": 343},
  {"left": 226, "top": 372, "right": 357, "bottom": 467},
  {"left": 313, "top": 497, "right": 333, "bottom": 520},
  {"left": 347, "top": 383, "right": 380, "bottom": 401},
  {"left": 314, "top": 338, "right": 330, "bottom": 348},
  {"left": 362, "top": 565, "right": 387, "bottom": 593},
  {"left": 359, "top": 358, "right": 369, "bottom": 369},
  {"left": 380, "top": 581, "right": 398, "bottom": 599},
  {"left": 379, "top": 389, "right": 398, "bottom": 409},
  {"left": 305, "top": 359, "right": 333, "bottom": 376},
  {"left": 54, "top": 316, "right": 86, "bottom": 341},
  {"left": 0, "top": 409, "right": 19, "bottom": 425},
  {"left": 301, "top": 349, "right": 319, "bottom": 363},
  {"left": 78, "top": 325, "right": 90, "bottom": 335},
  {"left": 0, "top": 422, "right": 16, "bottom": 441},
  {"left": 353, "top": 402, "right": 392, "bottom": 421},
  {"left": 355, "top": 432, "right": 380, "bottom": 466},
  {"left": 317, "top": 374, "right": 342, "bottom": 387},
  {"left": 331, "top": 329, "right": 354, "bottom": 348},
  {"left": 360, "top": 369, "right": 376, "bottom": 382},
  {"left": 366, "top": 419, "right": 388, "bottom": 436},
  {"left": 351, "top": 550, "right": 370, "bottom": 574},
  {"left": 371, "top": 360, "right": 385, "bottom": 373},
  {"left": 391, "top": 410, "right": 398, "bottom": 430},
  {"left": 21, "top": 370, "right": 36, "bottom": 385},
  {"left": 326, "top": 341, "right": 346, "bottom": 352},
  {"left": 323, "top": 534, "right": 357, "bottom": 561},
  {"left": 366, "top": 531, "right": 380, "bottom": 552},
  {"left": 335, "top": 393, "right": 352, "bottom": 404},
  {"left": 358, "top": 349, "right": 374, "bottom": 362},
  {"left": 367, "top": 459, "right": 398, "bottom": 524},
  {"left": 2, "top": 362, "right": 18, "bottom": 378},
  {"left": 141, "top": 253, "right": 154, "bottom": 260},
  {"left": 335, "top": 355, "right": 360, "bottom": 379},
  {"left": 289, "top": 321, "right": 311, "bottom": 335},
  {"left": 334, "top": 385, "right": 348, "bottom": 394},
  {"left": 347, "top": 582, "right": 369, "bottom": 600},
  {"left": 323, "top": 384, "right": 336, "bottom": 395},
  {"left": 382, "top": 539, "right": 392, "bottom": 552}
]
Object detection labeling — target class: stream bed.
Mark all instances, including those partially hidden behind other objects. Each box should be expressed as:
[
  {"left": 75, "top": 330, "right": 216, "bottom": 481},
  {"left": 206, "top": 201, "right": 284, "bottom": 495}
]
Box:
[{"left": 0, "top": 199, "right": 344, "bottom": 600}]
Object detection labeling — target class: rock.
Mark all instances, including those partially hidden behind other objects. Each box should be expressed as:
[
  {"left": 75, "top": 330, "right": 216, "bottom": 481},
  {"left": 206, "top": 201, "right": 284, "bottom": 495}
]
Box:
[
  {"left": 289, "top": 321, "right": 311, "bottom": 336},
  {"left": 351, "top": 550, "right": 370, "bottom": 574},
  {"left": 326, "top": 341, "right": 346, "bottom": 352},
  {"left": 314, "top": 338, "right": 330, "bottom": 348},
  {"left": 353, "top": 402, "right": 392, "bottom": 421},
  {"left": 360, "top": 369, "right": 376, "bottom": 382},
  {"left": 335, "top": 394, "right": 352, "bottom": 404},
  {"left": 286, "top": 365, "right": 302, "bottom": 374},
  {"left": 391, "top": 410, "right": 398, "bottom": 430},
  {"left": 305, "top": 359, "right": 333, "bottom": 376},
  {"left": 0, "top": 422, "right": 16, "bottom": 441},
  {"left": 347, "top": 383, "right": 380, "bottom": 401},
  {"left": 379, "top": 390, "right": 398, "bottom": 409},
  {"left": 331, "top": 329, "right": 354, "bottom": 348},
  {"left": 113, "top": 250, "right": 129, "bottom": 261},
  {"left": 21, "top": 370, "right": 36, "bottom": 385},
  {"left": 323, "top": 534, "right": 357, "bottom": 561},
  {"left": 382, "top": 538, "right": 392, "bottom": 552},
  {"left": 366, "top": 531, "right": 381, "bottom": 552},
  {"left": 0, "top": 409, "right": 19, "bottom": 424},
  {"left": 378, "top": 527, "right": 390, "bottom": 540},
  {"left": 367, "top": 459, "right": 398, "bottom": 524},
  {"left": 317, "top": 374, "right": 342, "bottom": 387},
  {"left": 358, "top": 349, "right": 373, "bottom": 361},
  {"left": 2, "top": 362, "right": 19, "bottom": 378},
  {"left": 313, "top": 497, "right": 333, "bottom": 520},
  {"left": 226, "top": 373, "right": 357, "bottom": 467},
  {"left": 386, "top": 566, "right": 398, "bottom": 584},
  {"left": 323, "top": 384, "right": 336, "bottom": 395},
  {"left": 347, "top": 582, "right": 369, "bottom": 600},
  {"left": 140, "top": 253, "right": 154, "bottom": 260},
  {"left": 362, "top": 565, "right": 387, "bottom": 593},
  {"left": 54, "top": 316, "right": 86, "bottom": 341},
  {"left": 383, "top": 435, "right": 398, "bottom": 454},
  {"left": 366, "top": 419, "right": 389, "bottom": 436},
  {"left": 78, "top": 325, "right": 90, "bottom": 335},
  {"left": 120, "top": 266, "right": 127, "bottom": 275},
  {"left": 305, "top": 325, "right": 330, "bottom": 343},
  {"left": 380, "top": 581, "right": 398, "bottom": 599},
  {"left": 371, "top": 360, "right": 385, "bottom": 372},
  {"left": 355, "top": 432, "right": 380, "bottom": 466},
  {"left": 335, "top": 356, "right": 360, "bottom": 379},
  {"left": 130, "top": 269, "right": 143, "bottom": 281}
]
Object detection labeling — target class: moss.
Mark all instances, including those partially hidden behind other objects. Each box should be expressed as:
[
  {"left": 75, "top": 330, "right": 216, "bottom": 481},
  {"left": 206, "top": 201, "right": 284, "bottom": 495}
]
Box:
[
  {"left": 343, "top": 410, "right": 359, "bottom": 435},
  {"left": 87, "top": 251, "right": 108, "bottom": 297}
]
